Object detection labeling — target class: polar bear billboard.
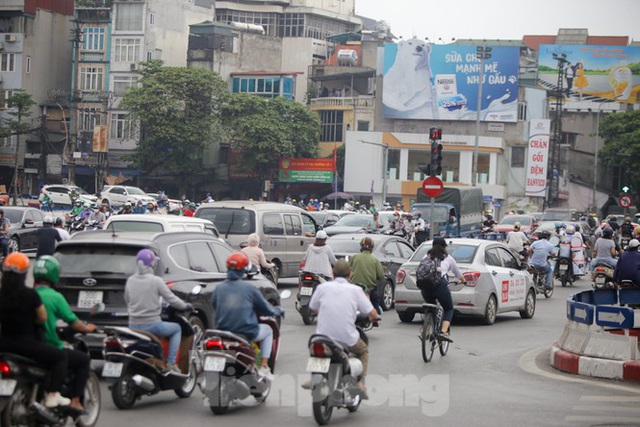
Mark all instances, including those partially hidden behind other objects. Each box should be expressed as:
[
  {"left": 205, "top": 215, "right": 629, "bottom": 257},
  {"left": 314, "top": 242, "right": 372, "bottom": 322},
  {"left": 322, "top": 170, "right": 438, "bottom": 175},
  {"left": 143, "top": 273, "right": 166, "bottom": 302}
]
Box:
[{"left": 382, "top": 40, "right": 519, "bottom": 122}]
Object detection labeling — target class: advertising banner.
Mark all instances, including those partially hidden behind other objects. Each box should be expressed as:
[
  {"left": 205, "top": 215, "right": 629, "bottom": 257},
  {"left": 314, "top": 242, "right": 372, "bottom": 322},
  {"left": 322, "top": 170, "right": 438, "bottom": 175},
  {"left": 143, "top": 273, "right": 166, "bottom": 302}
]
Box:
[
  {"left": 525, "top": 119, "right": 551, "bottom": 198},
  {"left": 382, "top": 42, "right": 520, "bottom": 122},
  {"left": 538, "top": 44, "right": 640, "bottom": 104},
  {"left": 278, "top": 158, "right": 334, "bottom": 171},
  {"left": 278, "top": 170, "right": 333, "bottom": 183}
]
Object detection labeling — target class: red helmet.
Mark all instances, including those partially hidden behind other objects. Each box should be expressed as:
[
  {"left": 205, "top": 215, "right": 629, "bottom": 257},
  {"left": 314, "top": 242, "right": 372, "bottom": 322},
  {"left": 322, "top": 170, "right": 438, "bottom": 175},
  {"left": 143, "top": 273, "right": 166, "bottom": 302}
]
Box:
[{"left": 226, "top": 252, "right": 249, "bottom": 271}]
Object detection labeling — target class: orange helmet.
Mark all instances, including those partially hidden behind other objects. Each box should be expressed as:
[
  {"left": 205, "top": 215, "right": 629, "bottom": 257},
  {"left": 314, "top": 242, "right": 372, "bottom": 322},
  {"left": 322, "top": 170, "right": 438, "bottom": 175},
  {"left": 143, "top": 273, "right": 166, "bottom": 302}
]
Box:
[
  {"left": 226, "top": 252, "right": 249, "bottom": 271},
  {"left": 3, "top": 252, "right": 30, "bottom": 274}
]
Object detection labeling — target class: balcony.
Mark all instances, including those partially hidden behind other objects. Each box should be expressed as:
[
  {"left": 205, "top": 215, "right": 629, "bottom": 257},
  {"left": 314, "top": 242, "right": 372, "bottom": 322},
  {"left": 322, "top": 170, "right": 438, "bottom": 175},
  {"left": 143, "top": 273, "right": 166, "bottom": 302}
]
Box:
[
  {"left": 0, "top": 1, "right": 25, "bottom": 11},
  {"left": 310, "top": 96, "right": 375, "bottom": 109}
]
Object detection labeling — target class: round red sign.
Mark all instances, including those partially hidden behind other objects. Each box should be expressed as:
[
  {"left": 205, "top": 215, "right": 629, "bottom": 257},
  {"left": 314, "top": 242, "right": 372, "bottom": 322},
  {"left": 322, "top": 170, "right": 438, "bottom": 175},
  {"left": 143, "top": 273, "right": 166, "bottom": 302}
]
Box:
[
  {"left": 619, "top": 194, "right": 633, "bottom": 208},
  {"left": 422, "top": 176, "right": 444, "bottom": 198}
]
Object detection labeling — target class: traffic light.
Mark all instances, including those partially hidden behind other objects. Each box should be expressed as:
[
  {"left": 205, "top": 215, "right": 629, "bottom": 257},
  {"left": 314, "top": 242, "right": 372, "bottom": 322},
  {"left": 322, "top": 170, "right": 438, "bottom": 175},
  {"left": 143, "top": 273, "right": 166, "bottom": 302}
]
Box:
[
  {"left": 429, "top": 127, "right": 442, "bottom": 141},
  {"left": 430, "top": 141, "right": 443, "bottom": 176}
]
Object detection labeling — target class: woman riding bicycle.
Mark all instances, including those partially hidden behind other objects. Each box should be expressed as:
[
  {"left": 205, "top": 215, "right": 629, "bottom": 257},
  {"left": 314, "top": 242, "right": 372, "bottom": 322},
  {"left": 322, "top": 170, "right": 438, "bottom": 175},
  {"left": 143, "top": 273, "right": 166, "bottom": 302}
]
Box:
[{"left": 420, "top": 237, "right": 465, "bottom": 343}]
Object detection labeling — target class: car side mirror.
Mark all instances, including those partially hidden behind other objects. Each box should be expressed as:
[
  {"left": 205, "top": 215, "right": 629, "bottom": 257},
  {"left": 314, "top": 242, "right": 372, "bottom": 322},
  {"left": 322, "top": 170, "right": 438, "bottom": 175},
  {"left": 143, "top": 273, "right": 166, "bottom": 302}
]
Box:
[{"left": 24, "top": 219, "right": 34, "bottom": 226}]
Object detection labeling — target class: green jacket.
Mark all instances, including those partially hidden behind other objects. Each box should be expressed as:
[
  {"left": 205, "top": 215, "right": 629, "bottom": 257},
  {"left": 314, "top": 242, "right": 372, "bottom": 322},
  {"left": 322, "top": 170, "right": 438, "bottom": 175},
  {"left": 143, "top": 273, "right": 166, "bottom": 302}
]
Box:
[
  {"left": 35, "top": 285, "right": 79, "bottom": 349},
  {"left": 349, "top": 250, "right": 384, "bottom": 289}
]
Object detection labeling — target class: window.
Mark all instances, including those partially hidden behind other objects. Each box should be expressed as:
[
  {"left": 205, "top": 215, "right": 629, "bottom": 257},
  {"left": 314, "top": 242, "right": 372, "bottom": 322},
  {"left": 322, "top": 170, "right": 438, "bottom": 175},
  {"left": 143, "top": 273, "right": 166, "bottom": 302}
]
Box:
[
  {"left": 301, "top": 214, "right": 316, "bottom": 237},
  {"left": 113, "top": 75, "right": 138, "bottom": 96},
  {"left": 518, "top": 102, "right": 528, "bottom": 121},
  {"left": 277, "top": 13, "right": 304, "bottom": 37},
  {"left": 0, "top": 90, "right": 14, "bottom": 110},
  {"left": 476, "top": 153, "right": 490, "bottom": 184},
  {"left": 25, "top": 56, "right": 31, "bottom": 74},
  {"left": 79, "top": 67, "right": 104, "bottom": 91},
  {"left": 146, "top": 51, "right": 153, "bottom": 62},
  {"left": 149, "top": 13, "right": 155, "bottom": 25},
  {"left": 357, "top": 121, "right": 369, "bottom": 131},
  {"left": 284, "top": 214, "right": 302, "bottom": 236},
  {"left": 184, "top": 242, "right": 219, "bottom": 273},
  {"left": 78, "top": 108, "right": 101, "bottom": 132},
  {"left": 110, "top": 113, "right": 133, "bottom": 140},
  {"left": 441, "top": 152, "right": 460, "bottom": 182},
  {"left": 387, "top": 149, "right": 400, "bottom": 180},
  {"left": 115, "top": 3, "right": 143, "bottom": 31},
  {"left": 83, "top": 27, "right": 105, "bottom": 51},
  {"left": 209, "top": 242, "right": 232, "bottom": 272},
  {"left": 484, "top": 248, "right": 502, "bottom": 267},
  {"left": 406, "top": 150, "right": 429, "bottom": 181},
  {"left": 496, "top": 247, "right": 520, "bottom": 270},
  {"left": 320, "top": 110, "right": 344, "bottom": 142},
  {"left": 114, "top": 38, "right": 141, "bottom": 62},
  {"left": 383, "top": 242, "right": 401, "bottom": 258},
  {"left": 511, "top": 147, "right": 525, "bottom": 168},
  {"left": 263, "top": 213, "right": 284, "bottom": 235},
  {"left": 1, "top": 53, "right": 15, "bottom": 72},
  {"left": 0, "top": 136, "right": 13, "bottom": 148}
]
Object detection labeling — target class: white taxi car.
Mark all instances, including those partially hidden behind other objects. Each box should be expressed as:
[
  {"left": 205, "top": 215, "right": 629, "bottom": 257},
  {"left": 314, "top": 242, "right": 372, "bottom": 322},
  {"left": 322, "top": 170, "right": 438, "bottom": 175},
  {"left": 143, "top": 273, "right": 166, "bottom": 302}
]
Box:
[{"left": 394, "top": 238, "right": 536, "bottom": 325}]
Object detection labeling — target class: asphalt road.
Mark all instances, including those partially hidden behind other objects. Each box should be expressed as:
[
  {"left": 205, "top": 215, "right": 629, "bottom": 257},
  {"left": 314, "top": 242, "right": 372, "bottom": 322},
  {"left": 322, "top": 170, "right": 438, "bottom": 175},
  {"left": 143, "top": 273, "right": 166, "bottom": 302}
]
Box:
[{"left": 90, "top": 278, "right": 640, "bottom": 426}]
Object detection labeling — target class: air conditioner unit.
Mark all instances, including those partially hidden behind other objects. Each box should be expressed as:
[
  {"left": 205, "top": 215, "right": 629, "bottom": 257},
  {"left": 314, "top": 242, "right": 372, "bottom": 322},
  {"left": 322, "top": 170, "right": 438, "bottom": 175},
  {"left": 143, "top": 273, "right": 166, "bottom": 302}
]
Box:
[
  {"left": 130, "top": 63, "right": 138, "bottom": 71},
  {"left": 5, "top": 34, "right": 17, "bottom": 43}
]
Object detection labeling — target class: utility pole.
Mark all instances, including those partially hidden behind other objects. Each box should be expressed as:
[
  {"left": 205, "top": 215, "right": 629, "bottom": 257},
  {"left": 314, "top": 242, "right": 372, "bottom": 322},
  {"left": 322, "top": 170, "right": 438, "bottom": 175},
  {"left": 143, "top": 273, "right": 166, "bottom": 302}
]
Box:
[{"left": 68, "top": 20, "right": 83, "bottom": 185}]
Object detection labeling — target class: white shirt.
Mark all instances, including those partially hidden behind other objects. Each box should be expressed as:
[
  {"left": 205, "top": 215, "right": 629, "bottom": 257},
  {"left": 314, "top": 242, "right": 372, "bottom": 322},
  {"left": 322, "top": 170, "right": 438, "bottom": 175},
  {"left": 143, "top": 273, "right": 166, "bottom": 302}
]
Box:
[
  {"left": 506, "top": 231, "right": 528, "bottom": 252},
  {"left": 424, "top": 254, "right": 463, "bottom": 279},
  {"left": 309, "top": 278, "right": 374, "bottom": 347},
  {"left": 55, "top": 227, "right": 71, "bottom": 241}
]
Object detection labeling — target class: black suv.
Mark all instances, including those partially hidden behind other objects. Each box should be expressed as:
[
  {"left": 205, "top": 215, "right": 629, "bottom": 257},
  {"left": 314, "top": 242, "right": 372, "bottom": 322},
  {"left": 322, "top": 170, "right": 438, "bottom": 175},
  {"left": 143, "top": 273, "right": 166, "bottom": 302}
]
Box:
[{"left": 54, "top": 230, "right": 280, "bottom": 358}]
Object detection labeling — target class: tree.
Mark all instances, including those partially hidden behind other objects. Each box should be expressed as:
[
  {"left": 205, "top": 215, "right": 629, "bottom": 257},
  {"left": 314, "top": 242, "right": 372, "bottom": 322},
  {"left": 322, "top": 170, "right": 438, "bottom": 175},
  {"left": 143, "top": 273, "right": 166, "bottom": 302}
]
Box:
[
  {"left": 599, "top": 109, "right": 640, "bottom": 194},
  {"left": 0, "top": 91, "right": 37, "bottom": 204},
  {"left": 221, "top": 94, "right": 320, "bottom": 185},
  {"left": 121, "top": 61, "right": 229, "bottom": 195}
]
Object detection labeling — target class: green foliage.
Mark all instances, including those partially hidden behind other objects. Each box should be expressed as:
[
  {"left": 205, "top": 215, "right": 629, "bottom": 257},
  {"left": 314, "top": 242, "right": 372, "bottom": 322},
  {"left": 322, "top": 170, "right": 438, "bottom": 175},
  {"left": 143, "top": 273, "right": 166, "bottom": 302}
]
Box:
[
  {"left": 0, "top": 90, "right": 37, "bottom": 137},
  {"left": 121, "top": 61, "right": 229, "bottom": 192},
  {"left": 221, "top": 94, "right": 320, "bottom": 180},
  {"left": 599, "top": 109, "right": 640, "bottom": 191}
]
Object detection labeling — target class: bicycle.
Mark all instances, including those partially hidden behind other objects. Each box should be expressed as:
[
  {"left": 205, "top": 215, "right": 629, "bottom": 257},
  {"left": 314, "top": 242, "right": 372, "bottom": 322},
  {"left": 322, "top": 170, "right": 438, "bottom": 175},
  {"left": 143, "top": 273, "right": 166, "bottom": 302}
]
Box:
[{"left": 419, "top": 302, "right": 450, "bottom": 362}]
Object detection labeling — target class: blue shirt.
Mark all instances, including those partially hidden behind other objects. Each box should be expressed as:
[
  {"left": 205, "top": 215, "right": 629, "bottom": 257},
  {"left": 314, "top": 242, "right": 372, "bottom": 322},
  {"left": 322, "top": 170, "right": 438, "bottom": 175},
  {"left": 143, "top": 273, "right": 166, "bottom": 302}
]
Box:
[
  {"left": 613, "top": 250, "right": 640, "bottom": 286},
  {"left": 530, "top": 239, "right": 555, "bottom": 267},
  {"left": 211, "top": 275, "right": 280, "bottom": 340}
]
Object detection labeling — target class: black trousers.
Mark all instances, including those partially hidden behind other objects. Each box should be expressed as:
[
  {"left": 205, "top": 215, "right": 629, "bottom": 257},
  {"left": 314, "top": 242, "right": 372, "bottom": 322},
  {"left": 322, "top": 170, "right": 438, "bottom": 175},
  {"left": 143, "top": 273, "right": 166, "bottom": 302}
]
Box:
[
  {"left": 0, "top": 337, "right": 68, "bottom": 392},
  {"left": 420, "top": 278, "right": 454, "bottom": 323},
  {"left": 65, "top": 348, "right": 90, "bottom": 398}
]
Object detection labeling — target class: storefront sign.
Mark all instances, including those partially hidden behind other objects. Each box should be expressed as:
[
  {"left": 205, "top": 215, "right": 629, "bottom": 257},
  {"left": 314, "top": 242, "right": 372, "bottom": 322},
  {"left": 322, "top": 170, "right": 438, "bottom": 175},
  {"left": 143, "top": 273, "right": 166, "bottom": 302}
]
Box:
[{"left": 525, "top": 119, "right": 551, "bottom": 198}]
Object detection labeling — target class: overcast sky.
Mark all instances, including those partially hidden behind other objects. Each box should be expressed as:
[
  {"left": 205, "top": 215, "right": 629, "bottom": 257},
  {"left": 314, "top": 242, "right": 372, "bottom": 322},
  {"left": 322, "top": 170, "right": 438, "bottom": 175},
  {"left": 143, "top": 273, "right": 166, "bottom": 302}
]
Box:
[{"left": 355, "top": 0, "right": 640, "bottom": 44}]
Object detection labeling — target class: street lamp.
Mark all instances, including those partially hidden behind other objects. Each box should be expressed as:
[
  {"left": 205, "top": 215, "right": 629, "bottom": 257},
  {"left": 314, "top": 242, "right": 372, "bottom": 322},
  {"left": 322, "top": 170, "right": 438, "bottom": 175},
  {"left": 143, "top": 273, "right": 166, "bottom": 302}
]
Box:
[
  {"left": 359, "top": 139, "right": 389, "bottom": 205},
  {"left": 471, "top": 45, "right": 491, "bottom": 187}
]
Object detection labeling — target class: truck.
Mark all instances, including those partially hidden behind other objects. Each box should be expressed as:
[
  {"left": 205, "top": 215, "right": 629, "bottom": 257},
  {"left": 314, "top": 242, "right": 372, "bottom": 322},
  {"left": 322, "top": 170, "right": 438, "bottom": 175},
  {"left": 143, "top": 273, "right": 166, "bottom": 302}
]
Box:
[{"left": 413, "top": 186, "right": 484, "bottom": 238}]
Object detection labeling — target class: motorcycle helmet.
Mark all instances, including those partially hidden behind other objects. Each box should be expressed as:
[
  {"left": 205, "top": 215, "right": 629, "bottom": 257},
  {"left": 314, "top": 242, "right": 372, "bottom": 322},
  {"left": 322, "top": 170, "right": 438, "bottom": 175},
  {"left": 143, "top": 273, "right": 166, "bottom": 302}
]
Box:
[
  {"left": 189, "top": 202, "right": 196, "bottom": 208},
  {"left": 54, "top": 217, "right": 64, "bottom": 227},
  {"left": 513, "top": 222, "right": 521, "bottom": 229},
  {"left": 83, "top": 202, "right": 91, "bottom": 208},
  {"left": 74, "top": 200, "right": 82, "bottom": 206},
  {"left": 625, "top": 216, "right": 631, "bottom": 223},
  {"left": 43, "top": 216, "right": 54, "bottom": 225},
  {"left": 566, "top": 225, "right": 575, "bottom": 234},
  {"left": 33, "top": 255, "right": 60, "bottom": 285},
  {"left": 226, "top": 252, "right": 249, "bottom": 271},
  {"left": 414, "top": 211, "right": 422, "bottom": 218},
  {"left": 539, "top": 231, "right": 551, "bottom": 240},
  {"left": 3, "top": 252, "right": 30, "bottom": 274},
  {"left": 136, "top": 249, "right": 159, "bottom": 268},
  {"left": 554, "top": 222, "right": 565, "bottom": 229},
  {"left": 124, "top": 202, "right": 132, "bottom": 208},
  {"left": 603, "top": 228, "right": 614, "bottom": 238},
  {"left": 315, "top": 230, "right": 328, "bottom": 240},
  {"left": 360, "top": 236, "right": 374, "bottom": 251}
]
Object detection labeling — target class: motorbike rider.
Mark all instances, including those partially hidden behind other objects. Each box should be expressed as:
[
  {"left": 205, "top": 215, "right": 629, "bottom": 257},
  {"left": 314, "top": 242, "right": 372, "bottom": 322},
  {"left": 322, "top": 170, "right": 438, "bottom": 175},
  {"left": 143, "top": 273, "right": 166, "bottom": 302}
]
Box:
[
  {"left": 620, "top": 216, "right": 634, "bottom": 244},
  {"left": 608, "top": 216, "right": 620, "bottom": 234},
  {"left": 54, "top": 217, "right": 71, "bottom": 241},
  {"left": 301, "top": 230, "right": 336, "bottom": 280},
  {"left": 349, "top": 237, "right": 385, "bottom": 314},
  {"left": 34, "top": 256, "right": 97, "bottom": 412},
  {"left": 0, "top": 252, "right": 71, "bottom": 408},
  {"left": 36, "top": 216, "right": 62, "bottom": 258},
  {"left": 183, "top": 202, "right": 196, "bottom": 217},
  {"left": 69, "top": 200, "right": 83, "bottom": 216},
  {"left": 613, "top": 239, "right": 640, "bottom": 287},
  {"left": 146, "top": 201, "right": 160, "bottom": 214},
  {"left": 119, "top": 201, "right": 133, "bottom": 215},
  {"left": 308, "top": 260, "right": 380, "bottom": 398},
  {"left": 86, "top": 204, "right": 107, "bottom": 227},
  {"left": 210, "top": 252, "right": 284, "bottom": 381},
  {"left": 566, "top": 224, "right": 587, "bottom": 276},
  {"left": 78, "top": 202, "right": 92, "bottom": 223},
  {"left": 591, "top": 227, "right": 619, "bottom": 270},
  {"left": 506, "top": 222, "right": 528, "bottom": 261},
  {"left": 0, "top": 208, "right": 10, "bottom": 259},
  {"left": 482, "top": 214, "right": 496, "bottom": 232},
  {"left": 125, "top": 249, "right": 193, "bottom": 373},
  {"left": 412, "top": 211, "right": 428, "bottom": 246},
  {"left": 132, "top": 200, "right": 146, "bottom": 214},
  {"left": 528, "top": 230, "right": 555, "bottom": 290},
  {"left": 241, "top": 233, "right": 276, "bottom": 270}
]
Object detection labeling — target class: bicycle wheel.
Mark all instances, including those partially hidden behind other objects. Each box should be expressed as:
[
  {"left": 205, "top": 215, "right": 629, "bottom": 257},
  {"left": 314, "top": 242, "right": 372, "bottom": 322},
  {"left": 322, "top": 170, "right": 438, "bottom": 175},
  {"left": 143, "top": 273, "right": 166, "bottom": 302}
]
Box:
[
  {"left": 439, "top": 325, "right": 450, "bottom": 356},
  {"left": 421, "top": 311, "right": 436, "bottom": 363}
]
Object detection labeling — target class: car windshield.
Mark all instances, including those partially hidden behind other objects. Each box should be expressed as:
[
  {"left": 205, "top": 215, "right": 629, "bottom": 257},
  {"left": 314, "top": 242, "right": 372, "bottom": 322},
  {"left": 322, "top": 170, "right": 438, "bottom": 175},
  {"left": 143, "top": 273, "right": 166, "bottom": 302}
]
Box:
[
  {"left": 55, "top": 245, "right": 143, "bottom": 275},
  {"left": 195, "top": 208, "right": 255, "bottom": 235},
  {"left": 499, "top": 215, "right": 530, "bottom": 225},
  {"left": 3, "top": 210, "right": 24, "bottom": 224},
  {"left": 327, "top": 239, "right": 363, "bottom": 254},
  {"left": 411, "top": 243, "right": 477, "bottom": 264},
  {"left": 124, "top": 186, "right": 146, "bottom": 195},
  {"left": 106, "top": 221, "right": 164, "bottom": 232},
  {"left": 309, "top": 212, "right": 327, "bottom": 223},
  {"left": 71, "top": 186, "right": 90, "bottom": 195},
  {"left": 333, "top": 215, "right": 375, "bottom": 227}
]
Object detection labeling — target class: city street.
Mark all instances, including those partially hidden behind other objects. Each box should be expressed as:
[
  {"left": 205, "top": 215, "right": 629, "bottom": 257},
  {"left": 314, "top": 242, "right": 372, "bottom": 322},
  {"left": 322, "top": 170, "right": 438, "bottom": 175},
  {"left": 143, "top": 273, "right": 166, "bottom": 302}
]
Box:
[{"left": 93, "top": 278, "right": 640, "bottom": 427}]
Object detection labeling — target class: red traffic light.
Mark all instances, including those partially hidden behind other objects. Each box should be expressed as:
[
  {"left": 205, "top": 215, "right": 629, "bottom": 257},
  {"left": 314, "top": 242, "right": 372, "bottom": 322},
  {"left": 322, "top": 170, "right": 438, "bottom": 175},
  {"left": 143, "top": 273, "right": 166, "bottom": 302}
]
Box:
[{"left": 429, "top": 127, "right": 442, "bottom": 141}]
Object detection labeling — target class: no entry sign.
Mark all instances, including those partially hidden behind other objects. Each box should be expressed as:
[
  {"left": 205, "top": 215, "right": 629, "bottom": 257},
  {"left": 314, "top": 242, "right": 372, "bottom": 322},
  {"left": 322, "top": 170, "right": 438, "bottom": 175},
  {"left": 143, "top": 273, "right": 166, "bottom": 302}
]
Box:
[{"left": 422, "top": 176, "right": 444, "bottom": 198}]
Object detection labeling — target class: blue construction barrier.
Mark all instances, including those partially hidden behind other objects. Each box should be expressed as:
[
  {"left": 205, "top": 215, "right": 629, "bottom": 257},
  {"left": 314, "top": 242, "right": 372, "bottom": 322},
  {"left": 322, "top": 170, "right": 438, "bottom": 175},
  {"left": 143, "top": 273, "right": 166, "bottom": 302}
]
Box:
[{"left": 567, "top": 288, "right": 640, "bottom": 328}]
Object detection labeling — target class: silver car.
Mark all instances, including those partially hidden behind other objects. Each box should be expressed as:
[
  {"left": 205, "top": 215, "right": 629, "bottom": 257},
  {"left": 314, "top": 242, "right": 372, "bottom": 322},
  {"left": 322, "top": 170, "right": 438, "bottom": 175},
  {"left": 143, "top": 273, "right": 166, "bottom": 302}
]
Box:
[{"left": 394, "top": 239, "right": 536, "bottom": 325}]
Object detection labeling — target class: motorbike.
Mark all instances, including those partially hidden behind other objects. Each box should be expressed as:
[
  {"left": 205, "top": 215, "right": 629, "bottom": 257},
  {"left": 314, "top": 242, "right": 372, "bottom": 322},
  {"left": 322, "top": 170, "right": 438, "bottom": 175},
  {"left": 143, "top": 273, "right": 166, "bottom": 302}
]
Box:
[
  {"left": 0, "top": 330, "right": 102, "bottom": 427},
  {"left": 261, "top": 266, "right": 279, "bottom": 287},
  {"left": 66, "top": 214, "right": 86, "bottom": 233},
  {"left": 84, "top": 220, "right": 103, "bottom": 231},
  {"left": 101, "top": 289, "right": 203, "bottom": 410},
  {"left": 592, "top": 263, "right": 616, "bottom": 290},
  {"left": 555, "top": 257, "right": 574, "bottom": 287},
  {"left": 198, "top": 290, "right": 290, "bottom": 415},
  {"left": 305, "top": 315, "right": 371, "bottom": 426},
  {"left": 620, "top": 236, "right": 631, "bottom": 250},
  {"left": 296, "top": 272, "right": 326, "bottom": 325},
  {"left": 528, "top": 263, "right": 553, "bottom": 298}
]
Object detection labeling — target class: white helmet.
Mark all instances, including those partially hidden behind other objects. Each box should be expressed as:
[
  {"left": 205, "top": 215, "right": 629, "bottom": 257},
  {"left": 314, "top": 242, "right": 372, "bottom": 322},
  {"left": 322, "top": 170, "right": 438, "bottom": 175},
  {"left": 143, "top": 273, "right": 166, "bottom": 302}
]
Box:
[
  {"left": 315, "top": 230, "right": 328, "bottom": 240},
  {"left": 43, "top": 216, "right": 54, "bottom": 224},
  {"left": 566, "top": 225, "right": 575, "bottom": 234}
]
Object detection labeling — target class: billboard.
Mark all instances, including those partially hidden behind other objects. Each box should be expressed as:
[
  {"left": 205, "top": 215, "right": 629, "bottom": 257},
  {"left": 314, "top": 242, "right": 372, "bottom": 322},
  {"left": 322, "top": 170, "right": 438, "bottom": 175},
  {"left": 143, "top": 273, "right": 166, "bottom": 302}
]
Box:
[
  {"left": 525, "top": 119, "right": 551, "bottom": 198},
  {"left": 538, "top": 44, "right": 640, "bottom": 104},
  {"left": 382, "top": 41, "right": 520, "bottom": 122},
  {"left": 278, "top": 157, "right": 334, "bottom": 183}
]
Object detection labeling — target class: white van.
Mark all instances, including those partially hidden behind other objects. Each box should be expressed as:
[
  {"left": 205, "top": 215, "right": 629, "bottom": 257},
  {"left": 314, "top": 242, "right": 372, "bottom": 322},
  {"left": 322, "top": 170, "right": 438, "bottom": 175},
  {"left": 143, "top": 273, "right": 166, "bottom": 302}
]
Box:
[
  {"left": 104, "top": 215, "right": 221, "bottom": 238},
  {"left": 195, "top": 201, "right": 319, "bottom": 278}
]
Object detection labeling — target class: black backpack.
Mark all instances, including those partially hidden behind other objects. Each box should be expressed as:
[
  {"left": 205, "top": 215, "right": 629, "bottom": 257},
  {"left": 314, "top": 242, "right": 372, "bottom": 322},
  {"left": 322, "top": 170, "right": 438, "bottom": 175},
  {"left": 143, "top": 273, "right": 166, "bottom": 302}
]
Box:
[{"left": 416, "top": 256, "right": 442, "bottom": 291}]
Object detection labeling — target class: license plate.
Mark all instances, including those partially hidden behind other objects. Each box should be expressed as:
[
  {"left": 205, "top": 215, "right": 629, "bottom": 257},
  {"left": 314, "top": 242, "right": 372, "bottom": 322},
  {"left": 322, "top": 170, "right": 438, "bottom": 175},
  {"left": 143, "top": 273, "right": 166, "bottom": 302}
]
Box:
[
  {"left": 78, "top": 291, "right": 104, "bottom": 309},
  {"left": 204, "top": 356, "right": 226, "bottom": 372},
  {"left": 102, "top": 362, "right": 123, "bottom": 378},
  {"left": 306, "top": 357, "right": 330, "bottom": 373},
  {"left": 300, "top": 287, "right": 313, "bottom": 296},
  {"left": 0, "top": 379, "right": 16, "bottom": 396},
  {"left": 596, "top": 277, "right": 606, "bottom": 284},
  {"left": 559, "top": 264, "right": 568, "bottom": 271}
]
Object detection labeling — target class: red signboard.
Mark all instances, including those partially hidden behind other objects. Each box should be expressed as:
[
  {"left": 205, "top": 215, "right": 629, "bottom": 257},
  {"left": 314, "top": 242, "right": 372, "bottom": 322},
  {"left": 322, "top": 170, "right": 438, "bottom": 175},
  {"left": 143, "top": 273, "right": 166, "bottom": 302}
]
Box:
[
  {"left": 279, "top": 158, "right": 334, "bottom": 171},
  {"left": 619, "top": 194, "right": 633, "bottom": 208},
  {"left": 422, "top": 176, "right": 444, "bottom": 198}
]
